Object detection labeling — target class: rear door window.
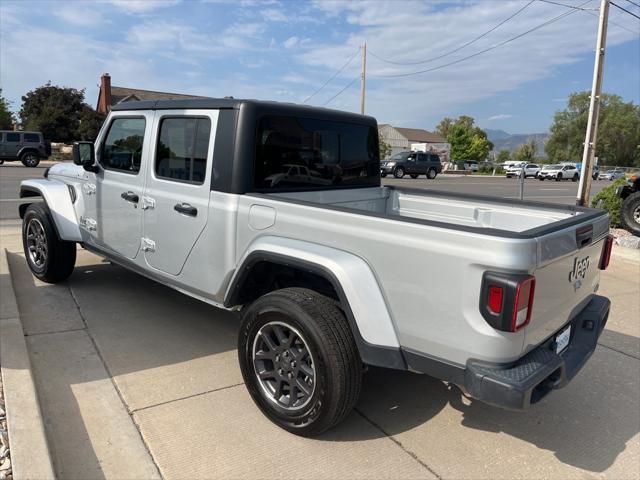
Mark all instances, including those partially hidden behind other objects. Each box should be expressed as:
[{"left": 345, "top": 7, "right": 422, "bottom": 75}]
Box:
[
  {"left": 254, "top": 115, "right": 379, "bottom": 191},
  {"left": 155, "top": 117, "right": 211, "bottom": 184},
  {"left": 24, "top": 133, "right": 40, "bottom": 143},
  {"left": 101, "top": 118, "right": 146, "bottom": 173},
  {"left": 6, "top": 133, "right": 20, "bottom": 143}
]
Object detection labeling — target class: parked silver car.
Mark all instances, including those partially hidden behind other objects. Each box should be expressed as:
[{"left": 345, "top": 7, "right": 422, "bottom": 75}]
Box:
[
  {"left": 19, "top": 99, "right": 612, "bottom": 436},
  {"left": 600, "top": 169, "right": 626, "bottom": 181}
]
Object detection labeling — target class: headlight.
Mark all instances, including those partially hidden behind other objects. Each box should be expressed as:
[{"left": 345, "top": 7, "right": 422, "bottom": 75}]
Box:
[{"left": 387, "top": 162, "right": 396, "bottom": 166}]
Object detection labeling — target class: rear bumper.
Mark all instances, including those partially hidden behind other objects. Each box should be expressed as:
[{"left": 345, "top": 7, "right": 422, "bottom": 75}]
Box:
[
  {"left": 465, "top": 295, "right": 610, "bottom": 410},
  {"left": 403, "top": 295, "right": 610, "bottom": 410}
]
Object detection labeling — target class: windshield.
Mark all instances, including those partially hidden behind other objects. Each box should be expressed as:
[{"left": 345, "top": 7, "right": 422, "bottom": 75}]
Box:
[
  {"left": 254, "top": 115, "right": 380, "bottom": 191},
  {"left": 390, "top": 152, "right": 410, "bottom": 161}
]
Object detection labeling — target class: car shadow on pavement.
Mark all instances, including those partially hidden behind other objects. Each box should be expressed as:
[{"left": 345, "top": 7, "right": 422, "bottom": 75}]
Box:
[{"left": 327, "top": 353, "right": 639, "bottom": 474}]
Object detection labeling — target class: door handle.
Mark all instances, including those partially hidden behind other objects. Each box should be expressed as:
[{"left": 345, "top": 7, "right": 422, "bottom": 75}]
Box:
[
  {"left": 174, "top": 202, "right": 197, "bottom": 217},
  {"left": 121, "top": 191, "right": 139, "bottom": 203}
]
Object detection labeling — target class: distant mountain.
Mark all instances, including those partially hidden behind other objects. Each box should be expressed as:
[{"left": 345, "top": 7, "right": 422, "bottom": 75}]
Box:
[{"left": 486, "top": 129, "right": 549, "bottom": 154}]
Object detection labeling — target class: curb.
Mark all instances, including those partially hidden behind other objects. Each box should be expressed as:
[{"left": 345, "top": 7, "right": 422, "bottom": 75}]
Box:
[{"left": 0, "top": 248, "right": 56, "bottom": 479}]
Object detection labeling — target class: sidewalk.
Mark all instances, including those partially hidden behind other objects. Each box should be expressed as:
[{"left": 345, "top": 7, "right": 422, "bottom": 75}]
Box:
[{"left": 1, "top": 223, "right": 638, "bottom": 479}]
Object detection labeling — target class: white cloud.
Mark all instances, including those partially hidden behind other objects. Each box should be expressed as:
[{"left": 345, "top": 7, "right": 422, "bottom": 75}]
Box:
[
  {"left": 283, "top": 36, "right": 299, "bottom": 49},
  {"left": 262, "top": 8, "right": 288, "bottom": 22},
  {"left": 108, "top": 0, "right": 180, "bottom": 14},
  {"left": 488, "top": 114, "right": 513, "bottom": 121},
  {"left": 54, "top": 5, "right": 105, "bottom": 26}
]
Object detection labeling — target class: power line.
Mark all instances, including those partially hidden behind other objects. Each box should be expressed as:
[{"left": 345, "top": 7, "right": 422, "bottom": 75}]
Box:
[
  {"left": 323, "top": 76, "right": 359, "bottom": 106},
  {"left": 625, "top": 0, "right": 640, "bottom": 8},
  {"left": 538, "top": 0, "right": 597, "bottom": 10},
  {"left": 373, "top": 1, "right": 590, "bottom": 78},
  {"left": 368, "top": 0, "right": 535, "bottom": 66},
  {"left": 541, "top": 0, "right": 639, "bottom": 33},
  {"left": 611, "top": 0, "right": 640, "bottom": 19},
  {"left": 302, "top": 47, "right": 360, "bottom": 104}
]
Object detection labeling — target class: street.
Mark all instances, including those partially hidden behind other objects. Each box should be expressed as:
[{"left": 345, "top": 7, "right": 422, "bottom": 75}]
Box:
[{"left": 0, "top": 162, "right": 609, "bottom": 220}]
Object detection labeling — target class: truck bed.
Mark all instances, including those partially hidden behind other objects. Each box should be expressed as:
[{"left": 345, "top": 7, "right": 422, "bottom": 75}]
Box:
[{"left": 268, "top": 186, "right": 605, "bottom": 237}]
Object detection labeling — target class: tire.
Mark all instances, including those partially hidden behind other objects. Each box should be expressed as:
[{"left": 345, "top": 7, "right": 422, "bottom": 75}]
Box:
[
  {"left": 572, "top": 173, "right": 579, "bottom": 182},
  {"left": 427, "top": 168, "right": 437, "bottom": 179},
  {"left": 393, "top": 167, "right": 405, "bottom": 179},
  {"left": 20, "top": 151, "right": 40, "bottom": 168},
  {"left": 22, "top": 203, "right": 76, "bottom": 283},
  {"left": 410, "top": 174, "right": 419, "bottom": 179},
  {"left": 238, "top": 288, "right": 362, "bottom": 437},
  {"left": 621, "top": 192, "right": 640, "bottom": 236},
  {"left": 556, "top": 173, "right": 562, "bottom": 182},
  {"left": 380, "top": 172, "right": 387, "bottom": 178},
  {"left": 0, "top": 160, "right": 4, "bottom": 165}
]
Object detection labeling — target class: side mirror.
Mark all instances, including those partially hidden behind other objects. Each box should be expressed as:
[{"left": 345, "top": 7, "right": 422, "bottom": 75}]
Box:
[{"left": 72, "top": 142, "right": 98, "bottom": 172}]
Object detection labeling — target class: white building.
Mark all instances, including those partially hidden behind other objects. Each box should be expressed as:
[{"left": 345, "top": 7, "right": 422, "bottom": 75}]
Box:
[{"left": 378, "top": 124, "right": 450, "bottom": 161}]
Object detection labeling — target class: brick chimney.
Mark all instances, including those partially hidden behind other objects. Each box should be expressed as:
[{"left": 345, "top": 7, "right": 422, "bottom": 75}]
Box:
[{"left": 97, "top": 73, "right": 112, "bottom": 114}]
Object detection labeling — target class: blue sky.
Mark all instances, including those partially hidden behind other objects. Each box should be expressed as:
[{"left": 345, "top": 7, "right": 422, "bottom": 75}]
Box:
[{"left": 1, "top": 0, "right": 638, "bottom": 133}]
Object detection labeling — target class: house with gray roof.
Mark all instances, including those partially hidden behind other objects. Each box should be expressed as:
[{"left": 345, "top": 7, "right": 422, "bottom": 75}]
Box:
[{"left": 378, "top": 124, "right": 450, "bottom": 161}]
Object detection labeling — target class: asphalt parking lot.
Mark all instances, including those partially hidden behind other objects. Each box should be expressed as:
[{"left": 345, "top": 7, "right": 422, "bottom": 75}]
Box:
[
  {"left": 0, "top": 162, "right": 610, "bottom": 220},
  {"left": 1, "top": 162, "right": 638, "bottom": 479}
]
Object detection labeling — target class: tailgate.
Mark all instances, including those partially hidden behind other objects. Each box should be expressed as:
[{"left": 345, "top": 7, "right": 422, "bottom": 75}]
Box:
[{"left": 523, "top": 214, "right": 609, "bottom": 351}]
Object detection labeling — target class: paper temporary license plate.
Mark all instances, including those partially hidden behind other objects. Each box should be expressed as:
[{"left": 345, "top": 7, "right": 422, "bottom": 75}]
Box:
[{"left": 555, "top": 325, "right": 571, "bottom": 354}]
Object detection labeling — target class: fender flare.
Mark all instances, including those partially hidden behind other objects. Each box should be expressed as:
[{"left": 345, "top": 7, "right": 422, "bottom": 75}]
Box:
[
  {"left": 225, "top": 236, "right": 406, "bottom": 370},
  {"left": 17, "top": 147, "right": 40, "bottom": 159},
  {"left": 19, "top": 179, "right": 82, "bottom": 242}
]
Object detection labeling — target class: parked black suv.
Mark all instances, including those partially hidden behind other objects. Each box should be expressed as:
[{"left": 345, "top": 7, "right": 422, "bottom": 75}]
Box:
[
  {"left": 0, "top": 130, "right": 50, "bottom": 167},
  {"left": 380, "top": 151, "right": 442, "bottom": 179}
]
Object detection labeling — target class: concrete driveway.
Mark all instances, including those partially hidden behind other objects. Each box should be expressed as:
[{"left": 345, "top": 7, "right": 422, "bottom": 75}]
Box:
[{"left": 2, "top": 222, "right": 639, "bottom": 479}]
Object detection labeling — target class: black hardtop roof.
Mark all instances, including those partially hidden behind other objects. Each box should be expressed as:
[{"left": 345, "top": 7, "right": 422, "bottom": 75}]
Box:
[{"left": 110, "top": 98, "right": 377, "bottom": 125}]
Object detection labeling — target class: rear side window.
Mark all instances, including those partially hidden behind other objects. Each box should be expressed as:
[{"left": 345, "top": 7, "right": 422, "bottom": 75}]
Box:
[
  {"left": 6, "top": 133, "right": 20, "bottom": 143},
  {"left": 24, "top": 133, "right": 40, "bottom": 143},
  {"left": 254, "top": 115, "right": 379, "bottom": 191},
  {"left": 155, "top": 117, "right": 211, "bottom": 184}
]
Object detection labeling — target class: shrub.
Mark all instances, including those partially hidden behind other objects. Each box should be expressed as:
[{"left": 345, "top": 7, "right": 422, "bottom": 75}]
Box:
[{"left": 591, "top": 178, "right": 627, "bottom": 227}]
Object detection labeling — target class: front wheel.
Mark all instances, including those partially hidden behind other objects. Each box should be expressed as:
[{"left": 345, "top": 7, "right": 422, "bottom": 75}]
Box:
[
  {"left": 22, "top": 204, "right": 76, "bottom": 283},
  {"left": 621, "top": 192, "right": 640, "bottom": 236},
  {"left": 556, "top": 173, "right": 562, "bottom": 182},
  {"left": 394, "top": 167, "right": 405, "bottom": 178},
  {"left": 21, "top": 152, "right": 40, "bottom": 168},
  {"left": 572, "top": 173, "right": 579, "bottom": 182},
  {"left": 0, "top": 160, "right": 4, "bottom": 165},
  {"left": 427, "top": 168, "right": 437, "bottom": 179},
  {"left": 238, "top": 288, "right": 362, "bottom": 436},
  {"left": 380, "top": 172, "right": 387, "bottom": 178}
]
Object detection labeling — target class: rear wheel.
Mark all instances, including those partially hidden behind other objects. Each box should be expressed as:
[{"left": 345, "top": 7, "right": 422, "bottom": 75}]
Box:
[
  {"left": 621, "top": 192, "right": 640, "bottom": 236},
  {"left": 0, "top": 160, "right": 4, "bottom": 165},
  {"left": 21, "top": 152, "right": 40, "bottom": 168},
  {"left": 22, "top": 204, "right": 76, "bottom": 283},
  {"left": 238, "top": 288, "right": 362, "bottom": 436},
  {"left": 394, "top": 167, "right": 405, "bottom": 178},
  {"left": 427, "top": 168, "right": 437, "bottom": 179},
  {"left": 556, "top": 173, "right": 562, "bottom": 182},
  {"left": 572, "top": 173, "right": 579, "bottom": 182}
]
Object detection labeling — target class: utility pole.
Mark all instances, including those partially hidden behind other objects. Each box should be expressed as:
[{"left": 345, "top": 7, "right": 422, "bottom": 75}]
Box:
[
  {"left": 360, "top": 42, "right": 367, "bottom": 115},
  {"left": 577, "top": 0, "right": 609, "bottom": 206}
]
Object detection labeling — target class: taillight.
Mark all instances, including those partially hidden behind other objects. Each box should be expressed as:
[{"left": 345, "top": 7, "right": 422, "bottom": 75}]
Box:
[
  {"left": 512, "top": 276, "right": 535, "bottom": 331},
  {"left": 598, "top": 235, "right": 614, "bottom": 270},
  {"left": 480, "top": 272, "right": 536, "bottom": 332}
]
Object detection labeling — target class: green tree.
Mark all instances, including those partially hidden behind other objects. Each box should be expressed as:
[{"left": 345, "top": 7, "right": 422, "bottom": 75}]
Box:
[
  {"left": 496, "top": 149, "right": 511, "bottom": 163},
  {"left": 76, "top": 105, "right": 105, "bottom": 142},
  {"left": 546, "top": 92, "right": 640, "bottom": 167},
  {"left": 20, "top": 82, "right": 86, "bottom": 142},
  {"left": 379, "top": 137, "right": 392, "bottom": 159},
  {"left": 435, "top": 117, "right": 455, "bottom": 139},
  {"left": 0, "top": 88, "right": 14, "bottom": 129},
  {"left": 513, "top": 138, "right": 537, "bottom": 163},
  {"left": 440, "top": 116, "right": 493, "bottom": 161}
]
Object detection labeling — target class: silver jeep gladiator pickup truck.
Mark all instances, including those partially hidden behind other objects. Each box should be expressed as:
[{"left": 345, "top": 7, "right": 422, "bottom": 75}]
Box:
[{"left": 20, "top": 99, "right": 613, "bottom": 436}]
